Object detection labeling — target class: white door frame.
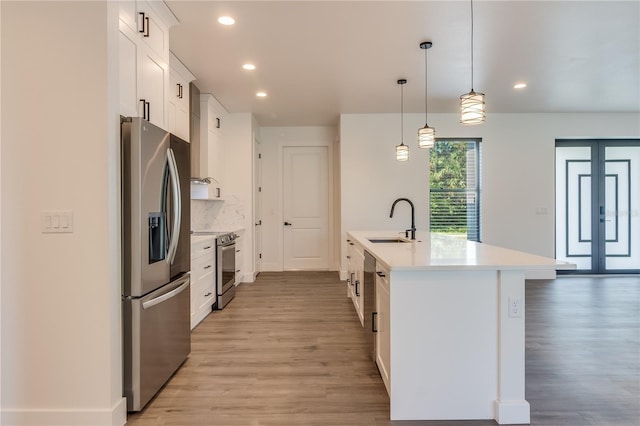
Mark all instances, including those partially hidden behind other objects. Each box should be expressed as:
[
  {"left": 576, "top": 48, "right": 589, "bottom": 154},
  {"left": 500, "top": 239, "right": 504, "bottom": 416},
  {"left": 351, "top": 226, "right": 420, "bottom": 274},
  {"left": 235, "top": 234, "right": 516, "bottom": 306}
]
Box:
[
  {"left": 253, "top": 136, "right": 262, "bottom": 276},
  {"left": 276, "top": 141, "right": 335, "bottom": 271}
]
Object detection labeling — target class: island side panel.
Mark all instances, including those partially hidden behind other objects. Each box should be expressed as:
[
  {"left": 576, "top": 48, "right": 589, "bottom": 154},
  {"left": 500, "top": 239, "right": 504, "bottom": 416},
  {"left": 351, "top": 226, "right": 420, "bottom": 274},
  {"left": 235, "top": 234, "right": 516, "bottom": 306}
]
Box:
[
  {"left": 495, "top": 269, "right": 531, "bottom": 424},
  {"left": 389, "top": 269, "right": 499, "bottom": 421}
]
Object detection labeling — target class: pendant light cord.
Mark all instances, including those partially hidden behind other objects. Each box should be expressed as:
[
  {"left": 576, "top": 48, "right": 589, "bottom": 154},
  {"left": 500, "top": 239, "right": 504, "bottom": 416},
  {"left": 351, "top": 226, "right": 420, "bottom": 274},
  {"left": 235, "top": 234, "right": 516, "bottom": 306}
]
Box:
[
  {"left": 424, "top": 46, "right": 428, "bottom": 122},
  {"left": 400, "top": 83, "right": 404, "bottom": 143},
  {"left": 470, "top": 0, "right": 474, "bottom": 91}
]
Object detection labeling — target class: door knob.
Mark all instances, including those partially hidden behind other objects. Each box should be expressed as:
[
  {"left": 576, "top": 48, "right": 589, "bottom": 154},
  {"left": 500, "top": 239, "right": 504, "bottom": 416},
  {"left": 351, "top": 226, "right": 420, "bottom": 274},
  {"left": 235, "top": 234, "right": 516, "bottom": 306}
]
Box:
[{"left": 284, "top": 222, "right": 292, "bottom": 226}]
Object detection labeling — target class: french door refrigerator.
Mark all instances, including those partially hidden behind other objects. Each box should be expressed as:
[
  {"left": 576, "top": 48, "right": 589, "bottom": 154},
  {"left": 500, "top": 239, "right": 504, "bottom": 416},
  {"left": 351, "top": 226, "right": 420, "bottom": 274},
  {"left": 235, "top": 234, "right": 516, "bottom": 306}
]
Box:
[{"left": 121, "top": 117, "right": 191, "bottom": 411}]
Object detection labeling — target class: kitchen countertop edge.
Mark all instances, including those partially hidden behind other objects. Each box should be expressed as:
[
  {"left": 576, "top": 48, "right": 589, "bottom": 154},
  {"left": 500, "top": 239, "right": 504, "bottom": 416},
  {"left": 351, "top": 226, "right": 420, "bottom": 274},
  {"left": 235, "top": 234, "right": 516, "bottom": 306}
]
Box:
[{"left": 347, "top": 230, "right": 576, "bottom": 272}]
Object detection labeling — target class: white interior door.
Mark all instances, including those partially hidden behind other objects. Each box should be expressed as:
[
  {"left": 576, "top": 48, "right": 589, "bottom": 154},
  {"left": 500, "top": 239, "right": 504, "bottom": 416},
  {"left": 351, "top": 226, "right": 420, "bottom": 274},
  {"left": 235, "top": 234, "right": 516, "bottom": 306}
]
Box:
[{"left": 283, "top": 146, "right": 329, "bottom": 270}]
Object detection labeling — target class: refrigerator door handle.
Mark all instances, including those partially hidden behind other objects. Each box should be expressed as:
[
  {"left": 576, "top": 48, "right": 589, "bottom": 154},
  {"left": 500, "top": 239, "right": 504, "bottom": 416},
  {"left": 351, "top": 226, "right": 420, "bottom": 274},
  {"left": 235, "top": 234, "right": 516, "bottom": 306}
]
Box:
[
  {"left": 165, "top": 148, "right": 181, "bottom": 264},
  {"left": 142, "top": 273, "right": 190, "bottom": 310}
]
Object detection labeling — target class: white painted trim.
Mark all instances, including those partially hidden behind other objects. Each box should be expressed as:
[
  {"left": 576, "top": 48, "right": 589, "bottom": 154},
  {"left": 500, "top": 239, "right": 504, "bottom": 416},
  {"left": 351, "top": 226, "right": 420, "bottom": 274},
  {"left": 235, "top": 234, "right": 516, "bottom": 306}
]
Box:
[
  {"left": 494, "top": 400, "right": 531, "bottom": 425},
  {"left": 496, "top": 270, "right": 530, "bottom": 424},
  {"left": 1, "top": 398, "right": 127, "bottom": 426},
  {"left": 169, "top": 51, "right": 196, "bottom": 82}
]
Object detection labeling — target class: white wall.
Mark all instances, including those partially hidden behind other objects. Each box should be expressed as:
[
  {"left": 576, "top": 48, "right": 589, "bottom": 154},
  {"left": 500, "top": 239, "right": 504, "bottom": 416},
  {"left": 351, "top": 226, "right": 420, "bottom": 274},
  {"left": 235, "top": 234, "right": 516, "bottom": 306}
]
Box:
[
  {"left": 259, "top": 126, "right": 339, "bottom": 271},
  {"left": 340, "top": 112, "right": 640, "bottom": 274},
  {"left": 1, "top": 2, "right": 126, "bottom": 424}
]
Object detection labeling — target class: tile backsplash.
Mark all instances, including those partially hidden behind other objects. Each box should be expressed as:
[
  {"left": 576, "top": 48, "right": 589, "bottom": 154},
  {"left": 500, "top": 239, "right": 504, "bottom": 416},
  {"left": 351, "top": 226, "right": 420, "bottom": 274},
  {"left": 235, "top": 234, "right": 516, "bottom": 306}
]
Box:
[{"left": 191, "top": 195, "right": 245, "bottom": 231}]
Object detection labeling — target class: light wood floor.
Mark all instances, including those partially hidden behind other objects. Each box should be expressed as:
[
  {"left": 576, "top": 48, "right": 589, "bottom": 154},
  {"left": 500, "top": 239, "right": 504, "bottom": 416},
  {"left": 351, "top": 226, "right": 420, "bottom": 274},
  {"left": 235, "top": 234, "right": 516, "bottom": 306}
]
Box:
[{"left": 126, "top": 272, "right": 639, "bottom": 426}]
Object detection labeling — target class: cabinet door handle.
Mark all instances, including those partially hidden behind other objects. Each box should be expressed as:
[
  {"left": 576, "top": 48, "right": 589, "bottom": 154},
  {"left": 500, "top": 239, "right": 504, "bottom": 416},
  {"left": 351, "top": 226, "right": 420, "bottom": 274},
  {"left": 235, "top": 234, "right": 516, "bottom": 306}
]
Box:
[
  {"left": 204, "top": 265, "right": 212, "bottom": 269},
  {"left": 372, "top": 312, "right": 378, "bottom": 333},
  {"left": 138, "top": 13, "right": 150, "bottom": 37},
  {"left": 284, "top": 222, "right": 292, "bottom": 226},
  {"left": 350, "top": 273, "right": 354, "bottom": 286},
  {"left": 138, "top": 12, "right": 146, "bottom": 33},
  {"left": 140, "top": 100, "right": 150, "bottom": 121},
  {"left": 216, "top": 117, "right": 221, "bottom": 129},
  {"left": 176, "top": 83, "right": 181, "bottom": 98},
  {"left": 355, "top": 280, "right": 360, "bottom": 296},
  {"left": 203, "top": 246, "right": 212, "bottom": 250},
  {"left": 346, "top": 255, "right": 351, "bottom": 259},
  {"left": 204, "top": 292, "right": 212, "bottom": 297},
  {"left": 376, "top": 271, "right": 386, "bottom": 278},
  {"left": 139, "top": 99, "right": 146, "bottom": 120}
]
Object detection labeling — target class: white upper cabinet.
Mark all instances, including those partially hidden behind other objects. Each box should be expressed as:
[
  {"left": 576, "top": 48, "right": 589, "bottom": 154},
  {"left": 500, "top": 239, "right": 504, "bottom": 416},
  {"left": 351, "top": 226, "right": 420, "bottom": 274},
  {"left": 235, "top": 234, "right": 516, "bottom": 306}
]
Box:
[
  {"left": 195, "top": 94, "right": 227, "bottom": 198},
  {"left": 168, "top": 53, "right": 195, "bottom": 142},
  {"left": 118, "top": 1, "right": 178, "bottom": 130}
]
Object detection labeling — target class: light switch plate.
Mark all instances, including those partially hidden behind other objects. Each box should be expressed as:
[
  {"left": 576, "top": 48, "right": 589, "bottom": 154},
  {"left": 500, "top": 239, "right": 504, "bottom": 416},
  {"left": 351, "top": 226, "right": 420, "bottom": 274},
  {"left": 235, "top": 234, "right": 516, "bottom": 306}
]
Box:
[{"left": 42, "top": 210, "right": 73, "bottom": 233}]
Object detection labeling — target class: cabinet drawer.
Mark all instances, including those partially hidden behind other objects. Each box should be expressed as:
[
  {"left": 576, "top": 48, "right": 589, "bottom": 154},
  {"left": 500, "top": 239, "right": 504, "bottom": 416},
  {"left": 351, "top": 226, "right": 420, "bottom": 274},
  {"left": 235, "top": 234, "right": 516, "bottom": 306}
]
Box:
[
  {"left": 191, "top": 237, "right": 215, "bottom": 260},
  {"left": 375, "top": 267, "right": 390, "bottom": 293},
  {"left": 192, "top": 256, "right": 215, "bottom": 278}
]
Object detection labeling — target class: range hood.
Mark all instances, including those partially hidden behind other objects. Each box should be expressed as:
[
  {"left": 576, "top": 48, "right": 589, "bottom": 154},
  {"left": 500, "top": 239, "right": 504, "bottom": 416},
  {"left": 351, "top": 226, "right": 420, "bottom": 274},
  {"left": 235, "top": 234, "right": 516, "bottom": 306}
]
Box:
[
  {"left": 190, "top": 177, "right": 215, "bottom": 185},
  {"left": 190, "top": 177, "right": 221, "bottom": 199}
]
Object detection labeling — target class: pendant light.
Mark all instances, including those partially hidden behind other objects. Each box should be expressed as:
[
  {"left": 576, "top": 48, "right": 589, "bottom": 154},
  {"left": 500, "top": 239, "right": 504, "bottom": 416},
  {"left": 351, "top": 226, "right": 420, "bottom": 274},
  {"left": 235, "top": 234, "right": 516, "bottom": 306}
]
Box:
[
  {"left": 460, "top": 0, "right": 486, "bottom": 125},
  {"left": 418, "top": 41, "right": 435, "bottom": 149},
  {"left": 395, "top": 79, "right": 409, "bottom": 161}
]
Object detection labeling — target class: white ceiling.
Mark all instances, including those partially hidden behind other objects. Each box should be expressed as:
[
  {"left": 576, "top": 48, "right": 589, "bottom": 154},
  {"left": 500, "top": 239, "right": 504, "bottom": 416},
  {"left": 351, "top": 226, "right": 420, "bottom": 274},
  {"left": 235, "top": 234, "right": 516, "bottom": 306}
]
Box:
[{"left": 167, "top": 1, "right": 640, "bottom": 127}]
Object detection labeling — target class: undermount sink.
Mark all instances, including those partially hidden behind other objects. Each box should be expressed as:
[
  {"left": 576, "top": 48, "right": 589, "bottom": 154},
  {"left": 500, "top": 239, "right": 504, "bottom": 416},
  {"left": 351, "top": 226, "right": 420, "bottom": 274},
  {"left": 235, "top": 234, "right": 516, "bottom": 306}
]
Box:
[{"left": 368, "top": 237, "right": 411, "bottom": 243}]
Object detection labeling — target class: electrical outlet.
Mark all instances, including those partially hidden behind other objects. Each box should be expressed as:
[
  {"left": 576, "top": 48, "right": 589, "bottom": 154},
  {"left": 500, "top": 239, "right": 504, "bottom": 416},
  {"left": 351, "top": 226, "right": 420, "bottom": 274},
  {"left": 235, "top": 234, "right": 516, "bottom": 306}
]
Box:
[{"left": 508, "top": 296, "right": 523, "bottom": 318}]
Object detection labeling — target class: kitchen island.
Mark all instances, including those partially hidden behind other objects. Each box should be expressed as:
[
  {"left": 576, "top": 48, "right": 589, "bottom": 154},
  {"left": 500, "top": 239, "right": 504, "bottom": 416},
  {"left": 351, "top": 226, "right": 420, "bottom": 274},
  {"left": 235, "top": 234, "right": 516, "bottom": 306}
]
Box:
[{"left": 346, "top": 231, "right": 575, "bottom": 424}]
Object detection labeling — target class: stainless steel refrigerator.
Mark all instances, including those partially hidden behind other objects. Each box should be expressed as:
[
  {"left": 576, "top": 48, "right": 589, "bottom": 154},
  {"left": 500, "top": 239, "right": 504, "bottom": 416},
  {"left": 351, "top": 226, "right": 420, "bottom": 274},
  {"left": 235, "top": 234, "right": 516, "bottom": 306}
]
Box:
[{"left": 121, "top": 117, "right": 191, "bottom": 411}]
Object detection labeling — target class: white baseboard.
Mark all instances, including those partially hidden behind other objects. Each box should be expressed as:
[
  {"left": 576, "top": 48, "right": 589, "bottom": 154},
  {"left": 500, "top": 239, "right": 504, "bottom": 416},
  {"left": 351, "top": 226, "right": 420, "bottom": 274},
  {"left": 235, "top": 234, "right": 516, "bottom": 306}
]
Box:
[
  {"left": 494, "top": 400, "right": 530, "bottom": 424},
  {"left": 2, "top": 397, "right": 127, "bottom": 426}
]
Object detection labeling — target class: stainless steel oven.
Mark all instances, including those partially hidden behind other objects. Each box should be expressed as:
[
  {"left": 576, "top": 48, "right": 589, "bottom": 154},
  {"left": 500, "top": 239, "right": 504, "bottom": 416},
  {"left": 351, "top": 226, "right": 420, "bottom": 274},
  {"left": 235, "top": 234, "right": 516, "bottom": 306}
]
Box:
[{"left": 215, "top": 232, "right": 237, "bottom": 309}]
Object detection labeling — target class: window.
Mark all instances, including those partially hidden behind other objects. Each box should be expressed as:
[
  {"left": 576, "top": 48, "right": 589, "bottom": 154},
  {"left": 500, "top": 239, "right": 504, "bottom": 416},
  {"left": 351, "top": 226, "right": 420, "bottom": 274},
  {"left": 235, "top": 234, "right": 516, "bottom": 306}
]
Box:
[{"left": 429, "top": 139, "right": 482, "bottom": 241}]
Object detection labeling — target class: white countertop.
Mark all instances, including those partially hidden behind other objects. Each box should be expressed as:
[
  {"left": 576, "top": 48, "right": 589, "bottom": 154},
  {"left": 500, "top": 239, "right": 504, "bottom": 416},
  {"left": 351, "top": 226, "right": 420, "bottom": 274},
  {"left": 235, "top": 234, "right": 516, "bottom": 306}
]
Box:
[
  {"left": 347, "top": 230, "right": 576, "bottom": 272},
  {"left": 191, "top": 226, "right": 245, "bottom": 235}
]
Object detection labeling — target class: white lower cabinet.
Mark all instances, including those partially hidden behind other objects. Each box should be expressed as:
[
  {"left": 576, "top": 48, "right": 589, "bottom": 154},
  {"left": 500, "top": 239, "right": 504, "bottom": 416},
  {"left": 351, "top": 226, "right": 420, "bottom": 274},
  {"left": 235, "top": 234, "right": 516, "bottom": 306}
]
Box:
[
  {"left": 191, "top": 236, "right": 216, "bottom": 329},
  {"left": 375, "top": 264, "right": 391, "bottom": 395},
  {"left": 234, "top": 232, "right": 244, "bottom": 285},
  {"left": 346, "top": 239, "right": 365, "bottom": 325}
]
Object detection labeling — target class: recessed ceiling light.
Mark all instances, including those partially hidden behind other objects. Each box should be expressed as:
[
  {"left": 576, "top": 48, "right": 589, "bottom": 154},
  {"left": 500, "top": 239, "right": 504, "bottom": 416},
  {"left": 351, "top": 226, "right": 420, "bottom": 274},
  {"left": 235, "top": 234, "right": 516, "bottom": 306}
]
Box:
[
  {"left": 242, "top": 64, "right": 256, "bottom": 70},
  {"left": 513, "top": 82, "right": 527, "bottom": 89},
  {"left": 256, "top": 92, "right": 267, "bottom": 98},
  {"left": 218, "top": 16, "right": 235, "bottom": 26}
]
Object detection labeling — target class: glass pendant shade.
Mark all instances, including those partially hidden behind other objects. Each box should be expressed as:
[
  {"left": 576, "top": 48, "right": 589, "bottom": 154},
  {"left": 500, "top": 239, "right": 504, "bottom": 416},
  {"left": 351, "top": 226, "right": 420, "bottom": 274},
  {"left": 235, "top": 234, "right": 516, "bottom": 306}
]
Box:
[
  {"left": 460, "top": 90, "right": 486, "bottom": 125},
  {"left": 460, "top": 0, "right": 486, "bottom": 125},
  {"left": 396, "top": 143, "right": 409, "bottom": 161},
  {"left": 418, "top": 125, "right": 435, "bottom": 149}
]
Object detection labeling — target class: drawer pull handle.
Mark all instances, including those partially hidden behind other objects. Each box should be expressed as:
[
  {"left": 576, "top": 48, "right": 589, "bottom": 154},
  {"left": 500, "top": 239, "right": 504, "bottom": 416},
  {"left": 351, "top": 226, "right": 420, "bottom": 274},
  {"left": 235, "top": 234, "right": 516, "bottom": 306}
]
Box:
[
  {"left": 203, "top": 246, "right": 212, "bottom": 250},
  {"left": 204, "top": 265, "right": 212, "bottom": 269},
  {"left": 376, "top": 271, "right": 386, "bottom": 278},
  {"left": 204, "top": 292, "right": 212, "bottom": 297}
]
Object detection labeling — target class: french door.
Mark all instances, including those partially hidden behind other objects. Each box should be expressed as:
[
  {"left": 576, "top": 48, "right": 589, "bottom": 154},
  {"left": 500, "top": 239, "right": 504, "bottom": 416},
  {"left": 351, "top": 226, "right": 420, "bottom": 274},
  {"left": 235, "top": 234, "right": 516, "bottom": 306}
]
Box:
[{"left": 556, "top": 140, "right": 640, "bottom": 274}]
